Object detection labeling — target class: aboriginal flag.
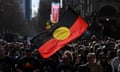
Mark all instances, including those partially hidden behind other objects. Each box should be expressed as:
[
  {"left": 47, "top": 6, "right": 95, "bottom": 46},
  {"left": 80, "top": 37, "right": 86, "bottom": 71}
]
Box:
[{"left": 37, "top": 8, "right": 88, "bottom": 58}]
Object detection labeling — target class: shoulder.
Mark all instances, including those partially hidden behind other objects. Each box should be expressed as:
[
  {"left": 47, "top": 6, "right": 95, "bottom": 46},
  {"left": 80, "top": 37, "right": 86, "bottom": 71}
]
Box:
[
  {"left": 77, "top": 64, "right": 90, "bottom": 72},
  {"left": 112, "top": 57, "right": 119, "bottom": 62},
  {"left": 79, "top": 64, "right": 88, "bottom": 67},
  {"left": 78, "top": 64, "right": 89, "bottom": 69}
]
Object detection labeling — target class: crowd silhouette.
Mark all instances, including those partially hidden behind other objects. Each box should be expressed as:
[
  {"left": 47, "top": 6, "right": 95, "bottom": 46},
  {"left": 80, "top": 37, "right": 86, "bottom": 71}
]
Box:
[{"left": 0, "top": 33, "right": 120, "bottom": 72}]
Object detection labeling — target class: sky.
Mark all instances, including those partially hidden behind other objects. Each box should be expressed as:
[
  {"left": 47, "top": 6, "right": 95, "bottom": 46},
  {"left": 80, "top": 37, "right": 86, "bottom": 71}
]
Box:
[
  {"left": 32, "top": 0, "right": 40, "bottom": 8},
  {"left": 32, "top": 0, "right": 40, "bottom": 17}
]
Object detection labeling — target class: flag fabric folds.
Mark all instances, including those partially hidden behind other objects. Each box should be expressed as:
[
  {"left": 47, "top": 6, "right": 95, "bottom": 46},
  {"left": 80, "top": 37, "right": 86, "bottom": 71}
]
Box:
[{"left": 38, "top": 8, "right": 88, "bottom": 58}]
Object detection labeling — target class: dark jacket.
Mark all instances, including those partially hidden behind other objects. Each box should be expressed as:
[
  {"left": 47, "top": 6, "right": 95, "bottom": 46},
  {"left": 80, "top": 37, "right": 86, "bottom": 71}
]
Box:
[{"left": 76, "top": 64, "right": 90, "bottom": 72}]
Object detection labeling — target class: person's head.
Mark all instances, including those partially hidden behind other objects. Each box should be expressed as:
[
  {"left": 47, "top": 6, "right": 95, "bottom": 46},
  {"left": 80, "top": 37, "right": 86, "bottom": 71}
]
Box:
[
  {"left": 99, "top": 54, "right": 108, "bottom": 64},
  {"left": 87, "top": 53, "right": 96, "bottom": 64},
  {"left": 75, "top": 54, "right": 82, "bottom": 63},
  {"left": 117, "top": 49, "right": 120, "bottom": 58},
  {"left": 63, "top": 50, "right": 73, "bottom": 61},
  {"left": 62, "top": 55, "right": 70, "bottom": 64},
  {"left": 78, "top": 47, "right": 85, "bottom": 54}
]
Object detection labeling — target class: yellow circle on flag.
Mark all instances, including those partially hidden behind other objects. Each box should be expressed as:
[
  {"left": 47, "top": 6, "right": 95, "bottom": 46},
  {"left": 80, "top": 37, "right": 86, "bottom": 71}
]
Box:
[{"left": 53, "top": 27, "right": 71, "bottom": 40}]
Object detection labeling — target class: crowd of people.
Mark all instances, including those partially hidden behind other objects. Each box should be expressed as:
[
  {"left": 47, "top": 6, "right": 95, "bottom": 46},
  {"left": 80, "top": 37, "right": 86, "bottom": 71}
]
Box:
[{"left": 0, "top": 34, "right": 120, "bottom": 72}]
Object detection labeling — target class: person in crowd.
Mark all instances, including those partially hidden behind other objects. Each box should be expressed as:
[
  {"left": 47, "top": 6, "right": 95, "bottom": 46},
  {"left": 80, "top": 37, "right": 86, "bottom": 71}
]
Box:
[
  {"left": 98, "top": 54, "right": 113, "bottom": 72},
  {"left": 78, "top": 47, "right": 87, "bottom": 63},
  {"left": 63, "top": 50, "right": 74, "bottom": 64},
  {"left": 95, "top": 48, "right": 103, "bottom": 60},
  {"left": 76, "top": 52, "right": 103, "bottom": 72},
  {"left": 112, "top": 49, "right": 120, "bottom": 72},
  {"left": 74, "top": 54, "right": 84, "bottom": 71},
  {"left": 16, "top": 48, "right": 40, "bottom": 72},
  {"left": 56, "top": 55, "right": 74, "bottom": 72},
  {"left": 0, "top": 46, "right": 16, "bottom": 72}
]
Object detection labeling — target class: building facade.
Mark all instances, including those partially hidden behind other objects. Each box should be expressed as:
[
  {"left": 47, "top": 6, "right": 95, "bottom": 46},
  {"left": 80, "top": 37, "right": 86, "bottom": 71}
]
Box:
[
  {"left": 90, "top": 0, "right": 120, "bottom": 39},
  {"left": 17, "top": 0, "right": 32, "bottom": 21}
]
